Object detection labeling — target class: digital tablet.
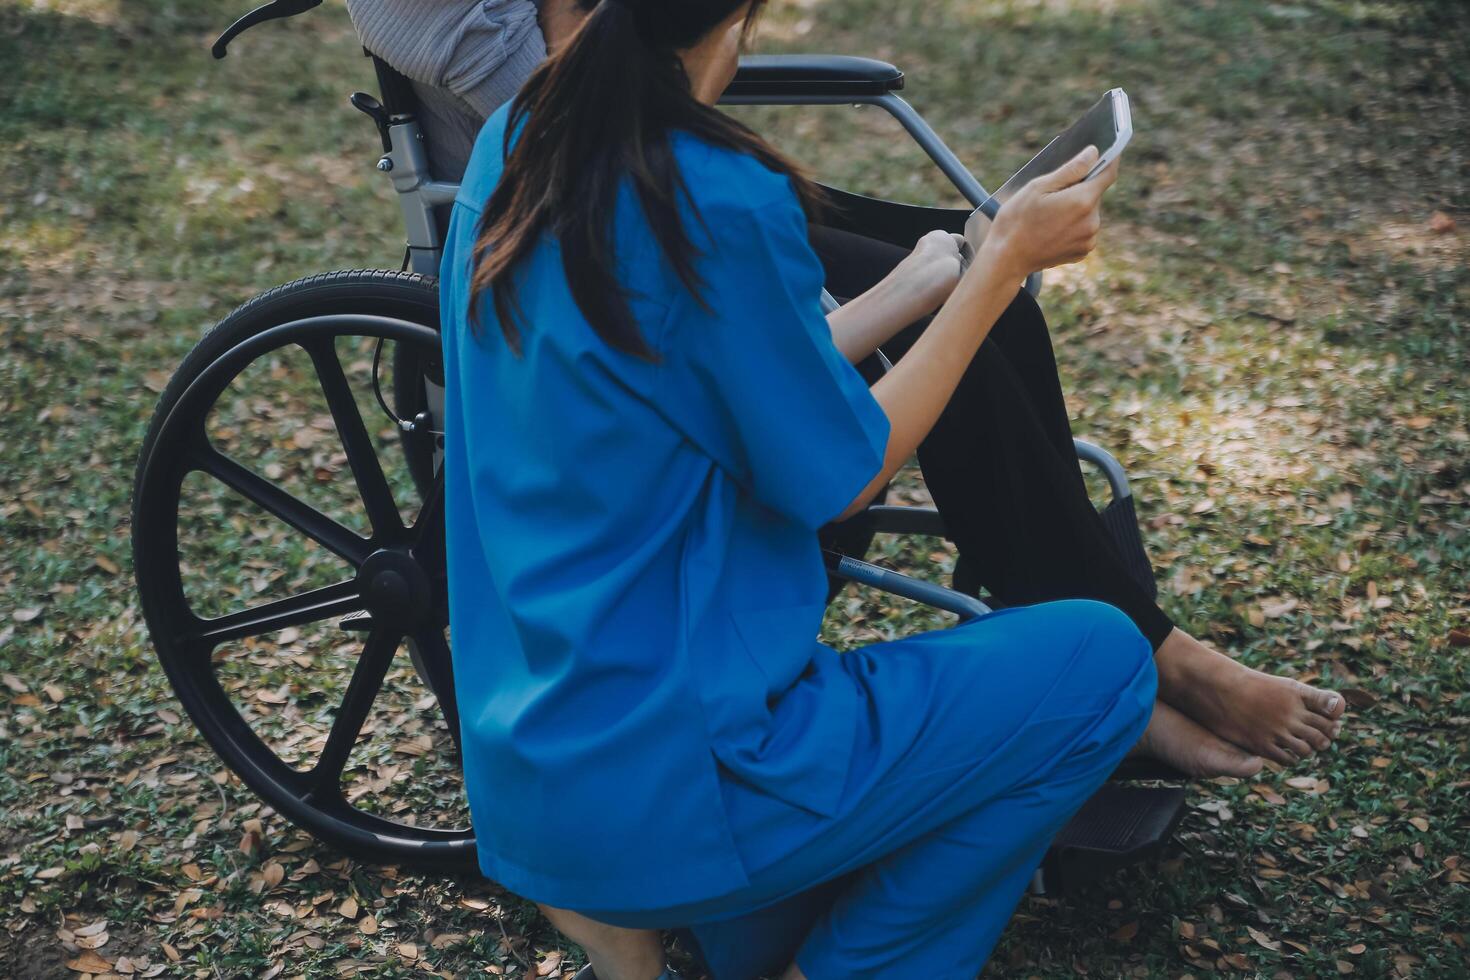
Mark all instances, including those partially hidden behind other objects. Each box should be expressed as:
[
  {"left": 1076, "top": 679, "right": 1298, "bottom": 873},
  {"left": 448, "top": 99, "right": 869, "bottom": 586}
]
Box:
[{"left": 962, "top": 88, "right": 1132, "bottom": 262}]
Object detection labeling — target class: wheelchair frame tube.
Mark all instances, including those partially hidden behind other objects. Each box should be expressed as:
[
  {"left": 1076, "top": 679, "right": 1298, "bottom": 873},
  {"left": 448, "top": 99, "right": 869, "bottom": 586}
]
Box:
[
  {"left": 722, "top": 92, "right": 988, "bottom": 206},
  {"left": 1073, "top": 439, "right": 1133, "bottom": 501},
  {"left": 386, "top": 89, "right": 1043, "bottom": 296},
  {"left": 827, "top": 552, "right": 992, "bottom": 621},
  {"left": 374, "top": 117, "right": 457, "bottom": 276},
  {"left": 721, "top": 91, "right": 1042, "bottom": 296}
]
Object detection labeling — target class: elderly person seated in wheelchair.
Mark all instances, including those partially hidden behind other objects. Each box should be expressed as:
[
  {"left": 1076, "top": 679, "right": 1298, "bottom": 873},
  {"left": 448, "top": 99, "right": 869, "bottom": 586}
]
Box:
[{"left": 349, "top": 1, "right": 1347, "bottom": 977}]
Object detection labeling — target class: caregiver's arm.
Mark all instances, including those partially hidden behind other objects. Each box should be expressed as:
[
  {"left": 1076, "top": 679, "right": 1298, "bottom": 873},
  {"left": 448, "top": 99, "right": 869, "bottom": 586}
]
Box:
[{"left": 834, "top": 147, "right": 1119, "bottom": 523}]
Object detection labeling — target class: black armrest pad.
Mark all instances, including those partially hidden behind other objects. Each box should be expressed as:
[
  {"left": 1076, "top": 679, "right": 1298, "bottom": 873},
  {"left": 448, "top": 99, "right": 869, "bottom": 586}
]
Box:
[{"left": 725, "top": 55, "right": 904, "bottom": 97}]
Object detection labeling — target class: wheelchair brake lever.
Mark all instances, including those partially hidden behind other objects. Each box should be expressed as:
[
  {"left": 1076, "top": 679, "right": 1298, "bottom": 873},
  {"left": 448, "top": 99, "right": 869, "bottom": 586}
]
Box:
[{"left": 211, "top": 0, "right": 324, "bottom": 60}]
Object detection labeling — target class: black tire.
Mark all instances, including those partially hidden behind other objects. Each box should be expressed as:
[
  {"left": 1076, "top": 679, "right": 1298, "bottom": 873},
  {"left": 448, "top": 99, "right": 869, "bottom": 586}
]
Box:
[{"left": 131, "top": 269, "right": 477, "bottom": 873}]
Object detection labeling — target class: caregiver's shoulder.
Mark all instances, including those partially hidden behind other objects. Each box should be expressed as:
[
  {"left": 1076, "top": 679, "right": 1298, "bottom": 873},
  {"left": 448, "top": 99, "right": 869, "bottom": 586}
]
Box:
[
  {"left": 459, "top": 111, "right": 797, "bottom": 216},
  {"left": 669, "top": 129, "right": 803, "bottom": 221},
  {"left": 459, "top": 104, "right": 519, "bottom": 210}
]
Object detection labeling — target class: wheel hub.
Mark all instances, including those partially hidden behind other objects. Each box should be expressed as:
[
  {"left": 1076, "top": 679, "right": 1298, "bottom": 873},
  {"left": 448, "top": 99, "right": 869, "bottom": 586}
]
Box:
[{"left": 357, "top": 549, "right": 433, "bottom": 629}]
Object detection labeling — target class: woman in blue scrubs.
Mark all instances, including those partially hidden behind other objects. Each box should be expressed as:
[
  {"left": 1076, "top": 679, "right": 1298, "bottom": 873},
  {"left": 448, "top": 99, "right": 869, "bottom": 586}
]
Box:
[{"left": 436, "top": 2, "right": 1340, "bottom": 978}]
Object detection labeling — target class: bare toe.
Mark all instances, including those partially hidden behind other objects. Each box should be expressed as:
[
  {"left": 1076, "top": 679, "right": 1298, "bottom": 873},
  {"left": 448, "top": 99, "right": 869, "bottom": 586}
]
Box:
[
  {"left": 1263, "top": 738, "right": 1300, "bottom": 766},
  {"left": 1294, "top": 723, "right": 1331, "bottom": 752},
  {"left": 1221, "top": 745, "right": 1265, "bottom": 778},
  {"left": 1139, "top": 701, "right": 1264, "bottom": 778},
  {"left": 1302, "top": 684, "right": 1345, "bottom": 720},
  {"left": 1276, "top": 733, "right": 1315, "bottom": 762},
  {"left": 1301, "top": 710, "right": 1337, "bottom": 737}
]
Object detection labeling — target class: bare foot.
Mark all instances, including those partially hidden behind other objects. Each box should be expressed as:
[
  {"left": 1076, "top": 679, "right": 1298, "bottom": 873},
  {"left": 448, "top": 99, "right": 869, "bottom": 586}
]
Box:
[
  {"left": 1155, "top": 629, "right": 1346, "bottom": 766},
  {"left": 1131, "top": 700, "right": 1263, "bottom": 778}
]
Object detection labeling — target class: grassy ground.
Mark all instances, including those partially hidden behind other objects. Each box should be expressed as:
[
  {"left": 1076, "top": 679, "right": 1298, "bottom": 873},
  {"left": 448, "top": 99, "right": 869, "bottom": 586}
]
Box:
[{"left": 2, "top": 0, "right": 1467, "bottom": 977}]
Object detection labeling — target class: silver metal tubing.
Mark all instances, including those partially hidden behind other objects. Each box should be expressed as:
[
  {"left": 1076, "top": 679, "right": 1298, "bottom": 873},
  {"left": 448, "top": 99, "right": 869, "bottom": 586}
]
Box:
[
  {"left": 720, "top": 92, "right": 990, "bottom": 207},
  {"left": 397, "top": 88, "right": 1043, "bottom": 291},
  {"left": 1073, "top": 438, "right": 1132, "bottom": 501},
  {"left": 418, "top": 182, "right": 458, "bottom": 207},
  {"left": 875, "top": 93, "right": 989, "bottom": 208},
  {"left": 720, "top": 90, "right": 1040, "bottom": 296},
  {"left": 830, "top": 553, "right": 991, "bottom": 621},
  {"left": 381, "top": 120, "right": 443, "bottom": 255}
]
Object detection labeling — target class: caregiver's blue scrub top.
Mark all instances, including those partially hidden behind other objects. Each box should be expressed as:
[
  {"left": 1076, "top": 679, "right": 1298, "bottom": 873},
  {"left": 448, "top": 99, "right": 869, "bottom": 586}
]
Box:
[{"left": 439, "top": 103, "right": 891, "bottom": 911}]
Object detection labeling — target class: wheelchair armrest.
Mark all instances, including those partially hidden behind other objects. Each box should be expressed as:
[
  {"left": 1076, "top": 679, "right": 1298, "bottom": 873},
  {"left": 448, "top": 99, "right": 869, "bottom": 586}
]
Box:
[
  {"left": 824, "top": 551, "right": 991, "bottom": 621},
  {"left": 726, "top": 55, "right": 904, "bottom": 97}
]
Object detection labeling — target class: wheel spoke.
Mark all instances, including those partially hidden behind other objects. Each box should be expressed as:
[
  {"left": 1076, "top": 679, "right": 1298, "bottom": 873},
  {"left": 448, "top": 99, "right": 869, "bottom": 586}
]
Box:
[
  {"left": 310, "top": 625, "right": 400, "bottom": 797},
  {"left": 193, "top": 445, "right": 371, "bottom": 565},
  {"left": 411, "top": 471, "right": 444, "bottom": 566},
  {"left": 410, "top": 627, "right": 460, "bottom": 754},
  {"left": 192, "top": 579, "right": 364, "bottom": 647},
  {"left": 306, "top": 341, "right": 402, "bottom": 540}
]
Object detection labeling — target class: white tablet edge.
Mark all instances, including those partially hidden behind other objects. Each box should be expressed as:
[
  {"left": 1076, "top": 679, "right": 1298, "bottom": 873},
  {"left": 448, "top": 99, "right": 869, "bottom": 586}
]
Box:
[
  {"left": 1084, "top": 88, "right": 1132, "bottom": 181},
  {"left": 962, "top": 87, "right": 1131, "bottom": 265}
]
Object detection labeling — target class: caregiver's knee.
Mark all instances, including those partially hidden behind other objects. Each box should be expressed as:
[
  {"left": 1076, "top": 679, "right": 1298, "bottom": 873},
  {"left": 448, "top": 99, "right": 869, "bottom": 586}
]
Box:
[
  {"left": 1046, "top": 598, "right": 1153, "bottom": 690},
  {"left": 1038, "top": 600, "right": 1156, "bottom": 766}
]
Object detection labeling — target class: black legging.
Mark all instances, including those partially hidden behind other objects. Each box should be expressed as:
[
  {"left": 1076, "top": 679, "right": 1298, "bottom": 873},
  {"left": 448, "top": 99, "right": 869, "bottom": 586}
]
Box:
[{"left": 810, "top": 225, "right": 1175, "bottom": 651}]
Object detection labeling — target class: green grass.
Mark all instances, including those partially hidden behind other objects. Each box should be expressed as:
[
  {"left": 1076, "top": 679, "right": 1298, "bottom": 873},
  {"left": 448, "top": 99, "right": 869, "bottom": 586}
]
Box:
[{"left": 2, "top": 0, "right": 1468, "bottom": 976}]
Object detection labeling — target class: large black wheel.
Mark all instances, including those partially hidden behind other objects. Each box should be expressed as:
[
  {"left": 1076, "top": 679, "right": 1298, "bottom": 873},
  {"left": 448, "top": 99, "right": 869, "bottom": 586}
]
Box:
[{"left": 132, "top": 270, "right": 477, "bottom": 872}]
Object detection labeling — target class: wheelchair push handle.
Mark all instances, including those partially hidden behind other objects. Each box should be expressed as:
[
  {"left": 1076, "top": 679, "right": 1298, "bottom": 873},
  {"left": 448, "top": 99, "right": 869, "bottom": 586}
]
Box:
[{"left": 211, "top": 0, "right": 323, "bottom": 59}]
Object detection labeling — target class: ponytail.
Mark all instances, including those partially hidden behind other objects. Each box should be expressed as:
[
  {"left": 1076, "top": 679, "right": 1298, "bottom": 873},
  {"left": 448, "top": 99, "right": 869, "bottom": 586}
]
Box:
[{"left": 468, "top": 0, "right": 826, "bottom": 360}]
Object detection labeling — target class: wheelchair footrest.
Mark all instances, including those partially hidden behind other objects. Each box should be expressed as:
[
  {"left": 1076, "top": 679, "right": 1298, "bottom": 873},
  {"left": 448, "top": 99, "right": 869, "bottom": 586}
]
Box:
[
  {"left": 1107, "top": 756, "right": 1187, "bottom": 782},
  {"left": 1036, "top": 783, "right": 1186, "bottom": 895}
]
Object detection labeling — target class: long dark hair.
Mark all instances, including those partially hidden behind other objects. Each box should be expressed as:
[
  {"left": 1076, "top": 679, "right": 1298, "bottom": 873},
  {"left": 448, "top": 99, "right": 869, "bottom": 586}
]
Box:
[{"left": 469, "top": 0, "right": 826, "bottom": 360}]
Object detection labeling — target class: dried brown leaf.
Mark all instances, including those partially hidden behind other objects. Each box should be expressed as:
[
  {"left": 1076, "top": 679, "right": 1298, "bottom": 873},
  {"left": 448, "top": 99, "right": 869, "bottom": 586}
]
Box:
[
  {"left": 64, "top": 951, "right": 113, "bottom": 973},
  {"left": 1247, "top": 926, "right": 1281, "bottom": 951}
]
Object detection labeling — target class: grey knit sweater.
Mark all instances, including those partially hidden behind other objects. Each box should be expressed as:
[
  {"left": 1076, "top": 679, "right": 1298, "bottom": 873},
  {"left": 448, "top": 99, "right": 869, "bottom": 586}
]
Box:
[
  {"left": 344, "top": 0, "right": 545, "bottom": 118},
  {"left": 345, "top": 0, "right": 547, "bottom": 178}
]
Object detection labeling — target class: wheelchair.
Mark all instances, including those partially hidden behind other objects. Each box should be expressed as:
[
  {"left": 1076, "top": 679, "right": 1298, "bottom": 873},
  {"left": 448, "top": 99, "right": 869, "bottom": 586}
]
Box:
[{"left": 131, "top": 0, "right": 1186, "bottom": 903}]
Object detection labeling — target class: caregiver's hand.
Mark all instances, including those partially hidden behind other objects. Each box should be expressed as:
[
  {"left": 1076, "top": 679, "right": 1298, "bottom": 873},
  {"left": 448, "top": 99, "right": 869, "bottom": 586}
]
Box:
[
  {"left": 832, "top": 147, "right": 1118, "bottom": 524},
  {"left": 981, "top": 145, "right": 1119, "bottom": 281}
]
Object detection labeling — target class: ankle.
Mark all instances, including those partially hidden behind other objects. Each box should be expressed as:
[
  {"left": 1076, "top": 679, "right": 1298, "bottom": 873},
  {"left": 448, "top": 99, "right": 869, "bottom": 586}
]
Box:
[
  {"left": 579, "top": 934, "right": 665, "bottom": 980},
  {"left": 537, "top": 905, "right": 665, "bottom": 980},
  {"left": 1156, "top": 628, "right": 1235, "bottom": 692},
  {"left": 1153, "top": 628, "right": 1197, "bottom": 694}
]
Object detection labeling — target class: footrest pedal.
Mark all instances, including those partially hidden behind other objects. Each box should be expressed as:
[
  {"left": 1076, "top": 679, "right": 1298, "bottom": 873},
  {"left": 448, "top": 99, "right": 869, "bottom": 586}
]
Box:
[{"left": 1035, "top": 783, "right": 1187, "bottom": 895}]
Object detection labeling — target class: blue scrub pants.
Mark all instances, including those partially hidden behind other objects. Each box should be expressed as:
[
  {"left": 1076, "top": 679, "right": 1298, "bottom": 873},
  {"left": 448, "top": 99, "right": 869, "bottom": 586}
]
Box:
[{"left": 575, "top": 599, "right": 1157, "bottom": 980}]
